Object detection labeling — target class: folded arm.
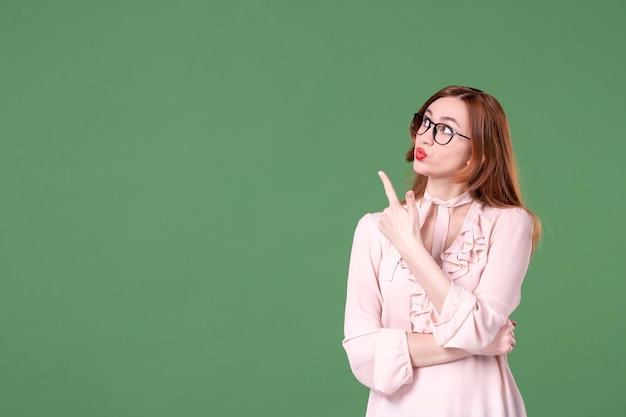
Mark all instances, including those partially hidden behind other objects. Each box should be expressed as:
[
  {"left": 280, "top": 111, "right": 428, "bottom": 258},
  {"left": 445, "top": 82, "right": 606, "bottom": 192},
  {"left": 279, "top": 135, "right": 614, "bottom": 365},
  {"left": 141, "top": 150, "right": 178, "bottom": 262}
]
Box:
[{"left": 407, "top": 319, "right": 516, "bottom": 367}]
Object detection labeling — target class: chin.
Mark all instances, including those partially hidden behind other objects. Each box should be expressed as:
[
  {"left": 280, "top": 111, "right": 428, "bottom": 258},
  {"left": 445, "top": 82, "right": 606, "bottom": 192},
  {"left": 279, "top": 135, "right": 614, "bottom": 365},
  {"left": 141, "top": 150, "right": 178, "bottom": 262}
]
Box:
[{"left": 413, "top": 160, "right": 430, "bottom": 176}]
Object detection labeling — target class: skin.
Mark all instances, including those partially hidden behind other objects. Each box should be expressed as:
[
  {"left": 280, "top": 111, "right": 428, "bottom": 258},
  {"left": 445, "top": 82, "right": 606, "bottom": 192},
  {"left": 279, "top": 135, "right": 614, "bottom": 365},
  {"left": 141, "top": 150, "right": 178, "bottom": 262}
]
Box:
[{"left": 376, "top": 97, "right": 516, "bottom": 367}]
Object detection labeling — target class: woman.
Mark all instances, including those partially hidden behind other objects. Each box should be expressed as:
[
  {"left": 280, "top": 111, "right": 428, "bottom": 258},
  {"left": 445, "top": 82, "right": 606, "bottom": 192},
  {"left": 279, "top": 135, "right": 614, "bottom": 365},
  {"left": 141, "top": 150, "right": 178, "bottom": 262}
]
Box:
[{"left": 343, "top": 86, "right": 540, "bottom": 417}]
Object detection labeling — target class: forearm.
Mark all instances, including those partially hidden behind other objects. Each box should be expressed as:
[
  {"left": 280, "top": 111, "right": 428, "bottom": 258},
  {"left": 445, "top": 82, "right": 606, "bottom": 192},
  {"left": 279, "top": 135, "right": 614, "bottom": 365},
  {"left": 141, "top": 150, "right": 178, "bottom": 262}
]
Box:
[
  {"left": 406, "top": 332, "right": 471, "bottom": 367},
  {"left": 399, "top": 241, "right": 452, "bottom": 313},
  {"left": 407, "top": 320, "right": 518, "bottom": 367}
]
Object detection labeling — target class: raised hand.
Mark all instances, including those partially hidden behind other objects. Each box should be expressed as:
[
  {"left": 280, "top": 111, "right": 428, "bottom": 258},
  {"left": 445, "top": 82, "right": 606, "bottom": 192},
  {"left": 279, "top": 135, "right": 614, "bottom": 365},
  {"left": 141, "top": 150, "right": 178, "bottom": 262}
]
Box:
[
  {"left": 377, "top": 171, "right": 423, "bottom": 255},
  {"left": 481, "top": 320, "right": 517, "bottom": 356}
]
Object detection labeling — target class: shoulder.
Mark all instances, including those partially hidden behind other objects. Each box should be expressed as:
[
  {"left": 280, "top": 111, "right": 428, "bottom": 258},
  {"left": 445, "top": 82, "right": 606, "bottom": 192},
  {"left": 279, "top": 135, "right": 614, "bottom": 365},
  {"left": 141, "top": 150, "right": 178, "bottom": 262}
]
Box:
[
  {"left": 353, "top": 211, "right": 383, "bottom": 235},
  {"left": 355, "top": 211, "right": 383, "bottom": 227},
  {"left": 475, "top": 204, "right": 533, "bottom": 238},
  {"left": 479, "top": 204, "right": 531, "bottom": 220},
  {"left": 352, "top": 211, "right": 387, "bottom": 245}
]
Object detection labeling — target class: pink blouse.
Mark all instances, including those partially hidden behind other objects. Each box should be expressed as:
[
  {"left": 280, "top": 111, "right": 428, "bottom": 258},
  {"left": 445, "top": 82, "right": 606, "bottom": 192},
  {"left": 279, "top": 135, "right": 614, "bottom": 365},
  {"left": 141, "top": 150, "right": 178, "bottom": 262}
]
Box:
[{"left": 343, "top": 199, "right": 533, "bottom": 417}]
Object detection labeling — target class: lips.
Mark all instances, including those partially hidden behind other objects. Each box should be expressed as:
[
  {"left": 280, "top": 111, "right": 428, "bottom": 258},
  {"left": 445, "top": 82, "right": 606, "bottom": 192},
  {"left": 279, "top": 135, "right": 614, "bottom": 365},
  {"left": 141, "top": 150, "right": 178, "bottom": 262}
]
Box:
[{"left": 415, "top": 147, "right": 427, "bottom": 161}]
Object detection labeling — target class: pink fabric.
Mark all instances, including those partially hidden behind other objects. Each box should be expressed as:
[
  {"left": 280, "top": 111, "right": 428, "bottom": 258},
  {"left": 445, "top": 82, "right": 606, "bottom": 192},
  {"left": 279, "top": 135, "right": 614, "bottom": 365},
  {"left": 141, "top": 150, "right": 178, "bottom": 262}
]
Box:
[
  {"left": 422, "top": 190, "right": 474, "bottom": 263},
  {"left": 343, "top": 199, "right": 533, "bottom": 417}
]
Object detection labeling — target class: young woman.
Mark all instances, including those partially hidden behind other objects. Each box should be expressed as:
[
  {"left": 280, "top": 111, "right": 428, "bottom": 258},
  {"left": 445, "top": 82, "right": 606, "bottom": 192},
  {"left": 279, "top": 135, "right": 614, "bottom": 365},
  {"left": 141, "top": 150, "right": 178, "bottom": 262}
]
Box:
[{"left": 343, "top": 86, "right": 540, "bottom": 417}]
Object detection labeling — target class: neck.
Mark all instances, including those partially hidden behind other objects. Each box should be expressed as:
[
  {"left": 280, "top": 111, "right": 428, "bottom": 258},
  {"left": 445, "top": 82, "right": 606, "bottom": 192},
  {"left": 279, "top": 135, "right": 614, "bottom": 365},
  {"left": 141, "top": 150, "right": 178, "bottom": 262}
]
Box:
[{"left": 424, "top": 178, "right": 469, "bottom": 201}]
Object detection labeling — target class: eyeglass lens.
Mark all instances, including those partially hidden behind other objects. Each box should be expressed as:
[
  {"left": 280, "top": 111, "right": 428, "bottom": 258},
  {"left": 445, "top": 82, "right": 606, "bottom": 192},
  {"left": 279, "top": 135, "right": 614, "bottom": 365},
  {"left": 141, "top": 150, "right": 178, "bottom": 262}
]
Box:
[{"left": 413, "top": 114, "right": 454, "bottom": 145}]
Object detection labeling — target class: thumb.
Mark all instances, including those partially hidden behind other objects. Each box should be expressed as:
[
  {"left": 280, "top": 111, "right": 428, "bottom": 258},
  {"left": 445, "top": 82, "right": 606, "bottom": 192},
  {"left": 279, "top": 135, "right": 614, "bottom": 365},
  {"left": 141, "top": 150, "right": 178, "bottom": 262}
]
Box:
[{"left": 405, "top": 190, "right": 417, "bottom": 217}]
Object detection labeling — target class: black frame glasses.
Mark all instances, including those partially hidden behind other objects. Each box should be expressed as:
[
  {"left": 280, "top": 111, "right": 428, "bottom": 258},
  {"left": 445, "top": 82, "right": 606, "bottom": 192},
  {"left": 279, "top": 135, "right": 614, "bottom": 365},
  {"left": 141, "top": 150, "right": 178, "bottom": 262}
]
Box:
[{"left": 411, "top": 113, "right": 472, "bottom": 145}]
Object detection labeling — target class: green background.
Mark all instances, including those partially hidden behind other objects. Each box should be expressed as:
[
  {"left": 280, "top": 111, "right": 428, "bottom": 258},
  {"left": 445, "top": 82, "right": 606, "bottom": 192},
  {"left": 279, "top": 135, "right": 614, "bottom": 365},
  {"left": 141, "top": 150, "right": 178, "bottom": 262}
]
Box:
[{"left": 1, "top": 0, "right": 624, "bottom": 416}]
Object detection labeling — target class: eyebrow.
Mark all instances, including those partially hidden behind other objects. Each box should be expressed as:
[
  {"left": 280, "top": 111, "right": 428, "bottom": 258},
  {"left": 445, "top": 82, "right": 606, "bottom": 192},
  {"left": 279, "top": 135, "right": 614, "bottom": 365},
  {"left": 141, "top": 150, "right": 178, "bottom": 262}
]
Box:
[{"left": 424, "top": 109, "right": 461, "bottom": 129}]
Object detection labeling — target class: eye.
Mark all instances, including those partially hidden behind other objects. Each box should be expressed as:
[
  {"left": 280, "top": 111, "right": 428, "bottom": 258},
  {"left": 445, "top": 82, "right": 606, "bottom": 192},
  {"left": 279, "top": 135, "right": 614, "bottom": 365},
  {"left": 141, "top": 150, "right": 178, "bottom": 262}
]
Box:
[
  {"left": 423, "top": 116, "right": 432, "bottom": 127},
  {"left": 441, "top": 124, "right": 455, "bottom": 135}
]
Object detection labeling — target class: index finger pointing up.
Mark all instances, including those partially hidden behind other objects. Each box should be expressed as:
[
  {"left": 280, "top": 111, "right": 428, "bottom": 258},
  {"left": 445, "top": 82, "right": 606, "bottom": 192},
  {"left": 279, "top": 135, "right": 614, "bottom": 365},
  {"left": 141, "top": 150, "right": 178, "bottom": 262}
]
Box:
[{"left": 378, "top": 170, "right": 401, "bottom": 207}]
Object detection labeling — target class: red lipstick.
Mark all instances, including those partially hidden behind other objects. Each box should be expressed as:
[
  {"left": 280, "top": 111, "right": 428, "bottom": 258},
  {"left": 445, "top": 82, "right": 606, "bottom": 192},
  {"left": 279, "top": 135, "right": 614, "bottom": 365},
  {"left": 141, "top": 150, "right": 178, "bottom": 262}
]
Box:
[{"left": 415, "top": 147, "right": 427, "bottom": 161}]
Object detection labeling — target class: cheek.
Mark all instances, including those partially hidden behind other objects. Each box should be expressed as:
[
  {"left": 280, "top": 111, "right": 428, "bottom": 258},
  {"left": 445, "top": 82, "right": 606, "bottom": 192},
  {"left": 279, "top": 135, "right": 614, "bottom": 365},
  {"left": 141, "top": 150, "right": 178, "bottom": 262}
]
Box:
[{"left": 462, "top": 145, "right": 473, "bottom": 165}]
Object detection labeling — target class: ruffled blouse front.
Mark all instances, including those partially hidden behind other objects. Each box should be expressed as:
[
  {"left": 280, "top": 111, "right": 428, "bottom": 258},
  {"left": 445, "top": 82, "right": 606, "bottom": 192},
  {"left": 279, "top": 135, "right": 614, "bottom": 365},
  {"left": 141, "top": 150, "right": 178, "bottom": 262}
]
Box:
[{"left": 406, "top": 200, "right": 488, "bottom": 334}]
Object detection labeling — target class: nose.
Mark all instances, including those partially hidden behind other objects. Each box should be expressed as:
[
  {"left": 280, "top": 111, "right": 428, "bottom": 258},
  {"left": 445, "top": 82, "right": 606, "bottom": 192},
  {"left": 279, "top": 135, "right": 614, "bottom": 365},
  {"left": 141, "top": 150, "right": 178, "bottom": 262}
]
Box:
[{"left": 417, "top": 128, "right": 434, "bottom": 146}]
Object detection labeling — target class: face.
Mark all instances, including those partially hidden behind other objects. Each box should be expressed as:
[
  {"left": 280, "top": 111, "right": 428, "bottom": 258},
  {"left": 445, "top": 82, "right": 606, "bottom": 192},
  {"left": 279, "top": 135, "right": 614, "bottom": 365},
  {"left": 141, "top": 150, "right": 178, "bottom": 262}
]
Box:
[{"left": 413, "top": 96, "right": 472, "bottom": 181}]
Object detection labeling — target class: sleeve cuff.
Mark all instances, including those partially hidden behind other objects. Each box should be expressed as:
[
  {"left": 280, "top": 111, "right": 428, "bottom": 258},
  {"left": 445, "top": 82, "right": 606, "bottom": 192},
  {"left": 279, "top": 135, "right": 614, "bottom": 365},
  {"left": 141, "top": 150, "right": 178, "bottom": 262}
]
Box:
[{"left": 372, "top": 328, "right": 414, "bottom": 395}]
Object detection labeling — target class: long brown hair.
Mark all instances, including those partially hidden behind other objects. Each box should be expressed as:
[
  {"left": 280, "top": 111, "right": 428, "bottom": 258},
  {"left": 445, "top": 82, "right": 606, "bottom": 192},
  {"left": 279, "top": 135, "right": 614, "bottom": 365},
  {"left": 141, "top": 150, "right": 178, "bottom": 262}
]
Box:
[{"left": 405, "top": 86, "right": 541, "bottom": 248}]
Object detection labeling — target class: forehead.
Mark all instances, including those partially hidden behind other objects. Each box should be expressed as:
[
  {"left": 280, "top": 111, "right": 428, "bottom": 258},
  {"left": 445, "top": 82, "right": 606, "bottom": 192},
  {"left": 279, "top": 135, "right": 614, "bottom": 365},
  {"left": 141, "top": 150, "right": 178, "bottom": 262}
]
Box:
[{"left": 425, "top": 96, "right": 468, "bottom": 127}]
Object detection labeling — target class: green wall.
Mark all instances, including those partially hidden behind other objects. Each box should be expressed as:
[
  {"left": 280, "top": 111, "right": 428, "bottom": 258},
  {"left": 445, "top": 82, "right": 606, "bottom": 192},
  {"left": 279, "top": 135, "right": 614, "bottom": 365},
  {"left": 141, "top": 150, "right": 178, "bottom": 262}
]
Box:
[{"left": 1, "top": 1, "right": 624, "bottom": 416}]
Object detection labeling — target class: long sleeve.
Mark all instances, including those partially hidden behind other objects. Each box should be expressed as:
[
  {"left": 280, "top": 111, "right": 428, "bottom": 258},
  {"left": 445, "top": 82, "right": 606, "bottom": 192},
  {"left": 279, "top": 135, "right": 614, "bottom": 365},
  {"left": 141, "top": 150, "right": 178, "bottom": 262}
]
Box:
[
  {"left": 342, "top": 214, "right": 413, "bottom": 395},
  {"left": 432, "top": 207, "right": 533, "bottom": 353}
]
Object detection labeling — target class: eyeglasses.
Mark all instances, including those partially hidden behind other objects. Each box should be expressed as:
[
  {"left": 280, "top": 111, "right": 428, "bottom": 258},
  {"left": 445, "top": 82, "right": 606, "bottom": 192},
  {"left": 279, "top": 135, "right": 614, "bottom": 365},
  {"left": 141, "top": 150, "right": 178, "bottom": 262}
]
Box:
[{"left": 411, "top": 113, "right": 472, "bottom": 145}]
